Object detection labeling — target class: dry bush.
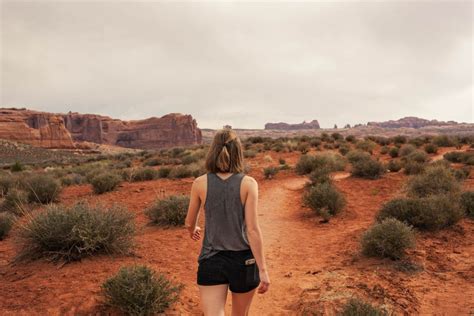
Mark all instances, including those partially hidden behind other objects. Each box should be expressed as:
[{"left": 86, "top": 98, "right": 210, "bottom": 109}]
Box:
[
  {"left": 157, "top": 167, "right": 172, "bottom": 178},
  {"left": 145, "top": 195, "right": 190, "bottom": 226},
  {"left": 460, "top": 191, "right": 474, "bottom": 218},
  {"left": 263, "top": 166, "right": 279, "bottom": 179},
  {"left": 351, "top": 157, "right": 385, "bottom": 179},
  {"left": 387, "top": 159, "right": 402, "bottom": 173},
  {"left": 406, "top": 165, "right": 460, "bottom": 198},
  {"left": 361, "top": 218, "right": 415, "bottom": 260},
  {"left": 0, "top": 212, "right": 16, "bottom": 240},
  {"left": 24, "top": 174, "right": 61, "bottom": 204},
  {"left": 0, "top": 188, "right": 28, "bottom": 215},
  {"left": 424, "top": 143, "right": 438, "bottom": 154},
  {"left": 0, "top": 173, "right": 14, "bottom": 197},
  {"left": 303, "top": 182, "right": 346, "bottom": 217},
  {"left": 377, "top": 195, "right": 464, "bottom": 231},
  {"left": 346, "top": 150, "right": 371, "bottom": 164},
  {"left": 168, "top": 166, "right": 193, "bottom": 179},
  {"left": 102, "top": 265, "right": 181, "bottom": 316},
  {"left": 296, "top": 153, "right": 346, "bottom": 175},
  {"left": 339, "top": 298, "right": 388, "bottom": 316},
  {"left": 131, "top": 168, "right": 158, "bottom": 182},
  {"left": 355, "top": 140, "right": 376, "bottom": 154},
  {"left": 399, "top": 144, "right": 416, "bottom": 157},
  {"left": 388, "top": 147, "right": 399, "bottom": 158},
  {"left": 15, "top": 202, "right": 135, "bottom": 263},
  {"left": 91, "top": 173, "right": 122, "bottom": 194}
]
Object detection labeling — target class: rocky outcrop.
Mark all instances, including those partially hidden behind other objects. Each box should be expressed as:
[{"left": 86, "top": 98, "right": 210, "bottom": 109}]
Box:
[
  {"left": 0, "top": 108, "right": 202, "bottom": 149},
  {"left": 265, "top": 120, "right": 320, "bottom": 130},
  {"left": 367, "top": 117, "right": 459, "bottom": 129}
]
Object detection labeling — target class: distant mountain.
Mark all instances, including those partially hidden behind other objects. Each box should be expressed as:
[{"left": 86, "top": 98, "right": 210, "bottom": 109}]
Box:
[
  {"left": 367, "top": 116, "right": 459, "bottom": 129},
  {"left": 0, "top": 108, "right": 202, "bottom": 149},
  {"left": 265, "top": 120, "right": 320, "bottom": 130}
]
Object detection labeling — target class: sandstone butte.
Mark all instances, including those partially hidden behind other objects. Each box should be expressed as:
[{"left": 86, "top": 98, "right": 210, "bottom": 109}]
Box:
[
  {"left": 367, "top": 116, "right": 459, "bottom": 129},
  {"left": 265, "top": 120, "right": 321, "bottom": 130},
  {"left": 0, "top": 108, "right": 202, "bottom": 149}
]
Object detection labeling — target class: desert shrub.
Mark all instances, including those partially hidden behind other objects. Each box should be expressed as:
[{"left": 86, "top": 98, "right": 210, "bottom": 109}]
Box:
[
  {"left": 296, "top": 153, "right": 345, "bottom": 175},
  {"left": 307, "top": 167, "right": 332, "bottom": 185},
  {"left": 145, "top": 195, "right": 190, "bottom": 226},
  {"left": 338, "top": 144, "right": 351, "bottom": 156},
  {"left": 91, "top": 173, "right": 122, "bottom": 194},
  {"left": 168, "top": 166, "right": 193, "bottom": 179},
  {"left": 460, "top": 191, "right": 474, "bottom": 218},
  {"left": 15, "top": 202, "right": 135, "bottom": 262},
  {"left": 406, "top": 165, "right": 460, "bottom": 198},
  {"left": 243, "top": 150, "right": 257, "bottom": 158},
  {"left": 403, "top": 150, "right": 428, "bottom": 164},
  {"left": 264, "top": 155, "right": 274, "bottom": 163},
  {"left": 114, "top": 159, "right": 132, "bottom": 169},
  {"left": 443, "top": 151, "right": 474, "bottom": 165},
  {"left": 346, "top": 150, "right": 371, "bottom": 164},
  {"left": 408, "top": 137, "right": 426, "bottom": 147},
  {"left": 0, "top": 174, "right": 14, "bottom": 197},
  {"left": 345, "top": 135, "right": 356, "bottom": 143},
  {"left": 361, "top": 218, "right": 415, "bottom": 260},
  {"left": 0, "top": 212, "right": 16, "bottom": 240},
  {"left": 60, "top": 173, "right": 84, "bottom": 186},
  {"left": 351, "top": 158, "right": 385, "bottom": 179},
  {"left": 452, "top": 167, "right": 470, "bottom": 181},
  {"left": 279, "top": 164, "right": 291, "bottom": 171},
  {"left": 297, "top": 143, "right": 309, "bottom": 154},
  {"left": 433, "top": 135, "right": 456, "bottom": 147},
  {"left": 181, "top": 154, "right": 199, "bottom": 165},
  {"left": 131, "top": 168, "right": 158, "bottom": 182},
  {"left": 102, "top": 265, "right": 181, "bottom": 316},
  {"left": 24, "top": 174, "right": 61, "bottom": 204},
  {"left": 303, "top": 182, "right": 346, "bottom": 216},
  {"left": 278, "top": 158, "right": 286, "bottom": 165},
  {"left": 263, "top": 167, "right": 279, "bottom": 179},
  {"left": 170, "top": 147, "right": 185, "bottom": 157},
  {"left": 388, "top": 147, "right": 399, "bottom": 158},
  {"left": 339, "top": 298, "right": 387, "bottom": 316},
  {"left": 143, "top": 158, "right": 163, "bottom": 167},
  {"left": 379, "top": 146, "right": 389, "bottom": 155},
  {"left": 392, "top": 135, "right": 407, "bottom": 145},
  {"left": 355, "top": 140, "right": 376, "bottom": 154},
  {"left": 331, "top": 132, "right": 343, "bottom": 141},
  {"left": 387, "top": 160, "right": 402, "bottom": 172},
  {"left": 11, "top": 161, "right": 24, "bottom": 172},
  {"left": 1, "top": 189, "right": 28, "bottom": 215},
  {"left": 309, "top": 137, "right": 322, "bottom": 147},
  {"left": 377, "top": 195, "right": 464, "bottom": 230},
  {"left": 403, "top": 160, "right": 426, "bottom": 175},
  {"left": 399, "top": 144, "right": 416, "bottom": 157},
  {"left": 424, "top": 143, "right": 438, "bottom": 154},
  {"left": 158, "top": 167, "right": 172, "bottom": 178}
]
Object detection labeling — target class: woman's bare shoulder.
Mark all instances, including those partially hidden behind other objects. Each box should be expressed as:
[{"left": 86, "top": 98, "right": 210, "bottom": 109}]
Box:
[
  {"left": 242, "top": 175, "right": 258, "bottom": 187},
  {"left": 193, "top": 174, "right": 207, "bottom": 186}
]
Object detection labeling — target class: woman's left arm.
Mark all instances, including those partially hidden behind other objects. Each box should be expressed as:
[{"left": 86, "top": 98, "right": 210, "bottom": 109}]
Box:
[{"left": 185, "top": 179, "right": 202, "bottom": 241}]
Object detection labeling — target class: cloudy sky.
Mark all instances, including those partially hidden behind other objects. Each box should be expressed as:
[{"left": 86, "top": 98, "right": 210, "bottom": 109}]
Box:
[{"left": 1, "top": 0, "right": 472, "bottom": 128}]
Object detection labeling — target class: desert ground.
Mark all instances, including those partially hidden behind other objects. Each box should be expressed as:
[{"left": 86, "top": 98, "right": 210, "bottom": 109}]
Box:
[{"left": 0, "top": 134, "right": 473, "bottom": 315}]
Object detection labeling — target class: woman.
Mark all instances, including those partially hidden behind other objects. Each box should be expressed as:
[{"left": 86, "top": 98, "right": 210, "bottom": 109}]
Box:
[{"left": 185, "top": 128, "right": 270, "bottom": 316}]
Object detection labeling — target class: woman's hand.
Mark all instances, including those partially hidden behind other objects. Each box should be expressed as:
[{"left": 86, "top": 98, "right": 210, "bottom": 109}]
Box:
[
  {"left": 190, "top": 226, "right": 201, "bottom": 241},
  {"left": 258, "top": 270, "right": 270, "bottom": 294}
]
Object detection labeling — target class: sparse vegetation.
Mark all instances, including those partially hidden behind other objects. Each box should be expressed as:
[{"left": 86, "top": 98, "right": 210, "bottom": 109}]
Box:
[
  {"left": 339, "top": 298, "right": 388, "bottom": 316},
  {"left": 387, "top": 159, "right": 402, "bottom": 172},
  {"left": 91, "top": 173, "right": 122, "bottom": 194},
  {"left": 145, "top": 195, "right": 190, "bottom": 226},
  {"left": 1, "top": 188, "right": 28, "bottom": 215},
  {"left": 15, "top": 202, "right": 135, "bottom": 262},
  {"left": 296, "top": 153, "right": 345, "bottom": 175},
  {"left": 24, "top": 174, "right": 61, "bottom": 204},
  {"left": 0, "top": 212, "right": 16, "bottom": 240},
  {"left": 263, "top": 166, "right": 279, "bottom": 179},
  {"left": 361, "top": 218, "right": 415, "bottom": 260},
  {"left": 131, "top": 168, "right": 158, "bottom": 182},
  {"left": 304, "top": 182, "right": 346, "bottom": 217},
  {"left": 460, "top": 191, "right": 474, "bottom": 218},
  {"left": 102, "top": 265, "right": 181, "bottom": 316},
  {"left": 351, "top": 157, "right": 385, "bottom": 179},
  {"left": 406, "top": 165, "right": 460, "bottom": 198}
]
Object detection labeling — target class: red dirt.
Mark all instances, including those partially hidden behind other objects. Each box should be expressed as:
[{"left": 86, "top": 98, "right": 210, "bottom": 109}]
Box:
[{"left": 0, "top": 153, "right": 473, "bottom": 315}]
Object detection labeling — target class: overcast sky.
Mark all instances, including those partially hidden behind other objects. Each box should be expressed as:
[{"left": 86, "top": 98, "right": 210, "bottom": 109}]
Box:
[{"left": 1, "top": 0, "right": 472, "bottom": 129}]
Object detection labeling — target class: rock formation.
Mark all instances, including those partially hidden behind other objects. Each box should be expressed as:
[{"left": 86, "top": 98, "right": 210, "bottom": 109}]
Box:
[
  {"left": 367, "top": 117, "right": 459, "bottom": 129},
  {"left": 0, "top": 108, "right": 202, "bottom": 149},
  {"left": 265, "top": 120, "right": 320, "bottom": 130}
]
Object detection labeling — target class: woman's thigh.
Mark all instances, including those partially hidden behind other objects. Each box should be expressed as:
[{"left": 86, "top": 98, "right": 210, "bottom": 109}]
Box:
[
  {"left": 199, "top": 284, "right": 228, "bottom": 316},
  {"left": 231, "top": 289, "right": 256, "bottom": 316}
]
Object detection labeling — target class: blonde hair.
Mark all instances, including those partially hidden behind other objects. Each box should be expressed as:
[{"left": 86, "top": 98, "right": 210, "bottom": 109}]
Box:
[{"left": 205, "top": 128, "right": 244, "bottom": 173}]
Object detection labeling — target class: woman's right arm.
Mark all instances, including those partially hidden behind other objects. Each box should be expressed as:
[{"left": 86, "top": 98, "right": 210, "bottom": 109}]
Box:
[{"left": 244, "top": 176, "right": 270, "bottom": 294}]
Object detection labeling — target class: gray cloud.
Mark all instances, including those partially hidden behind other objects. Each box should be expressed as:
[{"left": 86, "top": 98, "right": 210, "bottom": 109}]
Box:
[{"left": 1, "top": 0, "right": 472, "bottom": 128}]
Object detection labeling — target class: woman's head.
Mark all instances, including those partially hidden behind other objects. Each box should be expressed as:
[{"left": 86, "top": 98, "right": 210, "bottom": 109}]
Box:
[{"left": 205, "top": 128, "right": 244, "bottom": 173}]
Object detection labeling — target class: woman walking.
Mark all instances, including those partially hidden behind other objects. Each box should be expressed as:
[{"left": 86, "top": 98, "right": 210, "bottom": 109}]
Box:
[{"left": 185, "top": 128, "right": 270, "bottom": 316}]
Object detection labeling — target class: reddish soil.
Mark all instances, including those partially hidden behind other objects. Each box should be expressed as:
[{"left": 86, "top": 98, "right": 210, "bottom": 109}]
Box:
[{"left": 0, "top": 151, "right": 473, "bottom": 315}]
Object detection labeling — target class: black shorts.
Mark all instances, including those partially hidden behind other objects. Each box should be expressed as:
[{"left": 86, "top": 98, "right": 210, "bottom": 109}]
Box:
[{"left": 197, "top": 249, "right": 260, "bottom": 293}]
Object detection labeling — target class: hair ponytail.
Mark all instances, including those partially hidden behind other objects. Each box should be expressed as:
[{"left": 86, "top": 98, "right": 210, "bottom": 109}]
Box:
[
  {"left": 205, "top": 128, "right": 244, "bottom": 174},
  {"left": 216, "top": 144, "right": 231, "bottom": 172}
]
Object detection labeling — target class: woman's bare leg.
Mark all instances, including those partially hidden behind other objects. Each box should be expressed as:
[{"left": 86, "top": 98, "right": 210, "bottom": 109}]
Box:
[
  {"left": 199, "top": 284, "right": 228, "bottom": 316},
  {"left": 231, "top": 289, "right": 256, "bottom": 316}
]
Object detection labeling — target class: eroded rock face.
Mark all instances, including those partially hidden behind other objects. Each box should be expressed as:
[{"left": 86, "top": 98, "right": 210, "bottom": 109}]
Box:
[
  {"left": 367, "top": 117, "right": 459, "bottom": 129},
  {"left": 265, "top": 120, "right": 320, "bottom": 130},
  {"left": 0, "top": 108, "right": 202, "bottom": 149}
]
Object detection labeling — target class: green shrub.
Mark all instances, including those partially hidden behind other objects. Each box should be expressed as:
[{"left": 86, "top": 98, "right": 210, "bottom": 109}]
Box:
[
  {"left": 452, "top": 167, "right": 470, "bottom": 181},
  {"left": 1, "top": 189, "right": 28, "bottom": 215},
  {"left": 11, "top": 161, "right": 24, "bottom": 172},
  {"left": 389, "top": 147, "right": 399, "bottom": 158},
  {"left": 60, "top": 173, "right": 84, "bottom": 186},
  {"left": 406, "top": 165, "right": 460, "bottom": 198},
  {"left": 424, "top": 143, "right": 438, "bottom": 154},
  {"left": 243, "top": 150, "right": 257, "bottom": 158},
  {"left": 296, "top": 153, "right": 345, "bottom": 175},
  {"left": 345, "top": 135, "right": 356, "bottom": 143},
  {"left": 377, "top": 195, "right": 464, "bottom": 230},
  {"left": 145, "top": 195, "right": 190, "bottom": 226},
  {"left": 0, "top": 174, "right": 14, "bottom": 197},
  {"left": 346, "top": 150, "right": 371, "bottom": 164},
  {"left": 361, "top": 218, "right": 415, "bottom": 260},
  {"left": 143, "top": 158, "right": 163, "bottom": 167},
  {"left": 403, "top": 161, "right": 426, "bottom": 175},
  {"left": 304, "top": 182, "right": 346, "bottom": 217},
  {"left": 158, "top": 167, "right": 172, "bottom": 178},
  {"left": 102, "top": 265, "right": 181, "bottom": 316},
  {"left": 307, "top": 167, "right": 332, "bottom": 185},
  {"left": 15, "top": 202, "right": 135, "bottom": 262},
  {"left": 91, "top": 173, "right": 122, "bottom": 194},
  {"left": 168, "top": 166, "right": 193, "bottom": 179},
  {"left": 263, "top": 167, "right": 279, "bottom": 179},
  {"left": 355, "top": 140, "right": 376, "bottom": 154},
  {"left": 278, "top": 158, "right": 286, "bottom": 165},
  {"left": 0, "top": 212, "right": 16, "bottom": 240},
  {"left": 181, "top": 154, "right": 199, "bottom": 165},
  {"left": 433, "top": 135, "right": 456, "bottom": 147},
  {"left": 443, "top": 151, "right": 464, "bottom": 163},
  {"left": 387, "top": 160, "right": 402, "bottom": 173},
  {"left": 338, "top": 144, "right": 351, "bottom": 156},
  {"left": 131, "top": 168, "right": 158, "bottom": 182},
  {"left": 392, "top": 135, "right": 407, "bottom": 145},
  {"left": 24, "top": 174, "right": 61, "bottom": 204},
  {"left": 403, "top": 150, "right": 428, "bottom": 164},
  {"left": 351, "top": 158, "right": 385, "bottom": 179},
  {"left": 379, "top": 146, "right": 389, "bottom": 155},
  {"left": 460, "top": 191, "right": 474, "bottom": 218},
  {"left": 339, "top": 298, "right": 388, "bottom": 316},
  {"left": 399, "top": 144, "right": 416, "bottom": 157}
]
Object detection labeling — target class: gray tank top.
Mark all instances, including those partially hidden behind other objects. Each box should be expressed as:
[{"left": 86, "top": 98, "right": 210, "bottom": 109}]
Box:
[{"left": 198, "top": 172, "right": 250, "bottom": 262}]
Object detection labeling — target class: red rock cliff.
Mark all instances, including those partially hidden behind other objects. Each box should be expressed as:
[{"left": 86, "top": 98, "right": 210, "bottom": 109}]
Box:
[
  {"left": 265, "top": 120, "right": 320, "bottom": 130},
  {"left": 367, "top": 117, "right": 459, "bottom": 129},
  {"left": 0, "top": 108, "right": 202, "bottom": 149}
]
